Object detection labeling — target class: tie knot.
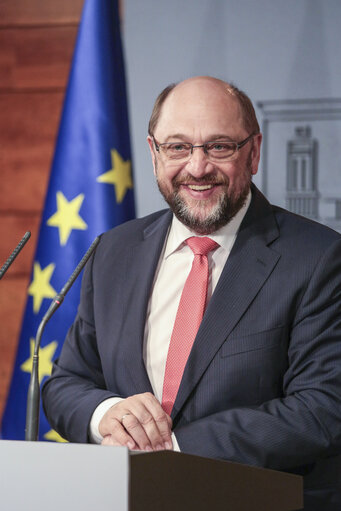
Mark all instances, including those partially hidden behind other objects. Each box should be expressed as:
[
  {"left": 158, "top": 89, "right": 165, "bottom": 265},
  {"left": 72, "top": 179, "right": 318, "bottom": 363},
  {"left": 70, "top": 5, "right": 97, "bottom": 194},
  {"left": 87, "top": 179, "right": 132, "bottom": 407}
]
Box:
[{"left": 186, "top": 236, "right": 219, "bottom": 256}]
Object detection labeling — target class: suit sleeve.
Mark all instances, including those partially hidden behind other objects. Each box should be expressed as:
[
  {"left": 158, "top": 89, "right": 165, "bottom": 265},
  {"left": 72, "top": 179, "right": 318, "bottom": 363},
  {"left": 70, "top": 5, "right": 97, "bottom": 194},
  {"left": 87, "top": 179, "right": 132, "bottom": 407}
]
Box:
[
  {"left": 174, "top": 238, "right": 341, "bottom": 472},
  {"left": 42, "top": 248, "right": 119, "bottom": 443}
]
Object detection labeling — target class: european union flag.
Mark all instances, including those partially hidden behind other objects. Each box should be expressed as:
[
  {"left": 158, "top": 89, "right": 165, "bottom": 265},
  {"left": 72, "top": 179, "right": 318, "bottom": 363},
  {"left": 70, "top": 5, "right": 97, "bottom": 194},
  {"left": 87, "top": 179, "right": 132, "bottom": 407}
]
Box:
[{"left": 1, "top": 0, "right": 135, "bottom": 441}]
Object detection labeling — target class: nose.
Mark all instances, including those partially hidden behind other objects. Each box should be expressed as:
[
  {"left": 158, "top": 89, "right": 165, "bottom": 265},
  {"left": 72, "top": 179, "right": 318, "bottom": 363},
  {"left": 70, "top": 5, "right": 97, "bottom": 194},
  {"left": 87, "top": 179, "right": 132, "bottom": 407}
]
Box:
[{"left": 186, "top": 146, "right": 214, "bottom": 177}]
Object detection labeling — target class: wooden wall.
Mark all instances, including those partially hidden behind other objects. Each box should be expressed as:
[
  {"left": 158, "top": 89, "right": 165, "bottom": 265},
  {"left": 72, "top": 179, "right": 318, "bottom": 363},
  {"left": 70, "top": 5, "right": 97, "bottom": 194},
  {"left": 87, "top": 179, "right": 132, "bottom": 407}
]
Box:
[{"left": 0, "top": 0, "right": 83, "bottom": 420}]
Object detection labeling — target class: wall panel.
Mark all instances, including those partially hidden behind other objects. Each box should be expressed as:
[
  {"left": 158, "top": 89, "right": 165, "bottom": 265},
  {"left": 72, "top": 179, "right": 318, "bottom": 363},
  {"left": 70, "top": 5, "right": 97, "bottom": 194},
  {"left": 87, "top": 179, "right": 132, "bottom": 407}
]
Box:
[
  {"left": 0, "top": 27, "right": 77, "bottom": 89},
  {"left": 0, "top": 0, "right": 83, "bottom": 26},
  {"left": 0, "top": 92, "right": 64, "bottom": 211}
]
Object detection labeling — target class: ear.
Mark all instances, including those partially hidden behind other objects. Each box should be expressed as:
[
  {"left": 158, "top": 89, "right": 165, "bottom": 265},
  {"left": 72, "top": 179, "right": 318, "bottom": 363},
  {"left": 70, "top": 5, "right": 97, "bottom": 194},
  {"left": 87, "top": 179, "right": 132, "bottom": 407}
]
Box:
[
  {"left": 250, "top": 133, "right": 262, "bottom": 176},
  {"left": 147, "top": 136, "right": 157, "bottom": 176}
]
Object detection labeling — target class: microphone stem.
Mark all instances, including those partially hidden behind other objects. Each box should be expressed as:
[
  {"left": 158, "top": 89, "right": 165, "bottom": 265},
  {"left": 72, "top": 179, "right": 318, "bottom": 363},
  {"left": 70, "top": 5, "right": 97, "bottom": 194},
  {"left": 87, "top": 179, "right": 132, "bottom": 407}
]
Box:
[
  {"left": 0, "top": 231, "right": 31, "bottom": 280},
  {"left": 25, "top": 236, "right": 100, "bottom": 441}
]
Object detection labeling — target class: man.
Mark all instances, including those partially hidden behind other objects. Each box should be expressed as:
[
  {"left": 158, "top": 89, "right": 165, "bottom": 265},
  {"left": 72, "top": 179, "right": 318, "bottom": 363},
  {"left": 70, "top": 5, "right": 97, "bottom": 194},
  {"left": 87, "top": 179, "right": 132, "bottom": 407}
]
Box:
[{"left": 43, "top": 77, "right": 341, "bottom": 509}]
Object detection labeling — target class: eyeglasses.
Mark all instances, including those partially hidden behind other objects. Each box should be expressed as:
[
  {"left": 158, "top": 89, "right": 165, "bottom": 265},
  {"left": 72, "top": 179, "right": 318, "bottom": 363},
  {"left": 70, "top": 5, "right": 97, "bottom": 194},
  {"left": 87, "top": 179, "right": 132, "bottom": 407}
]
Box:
[{"left": 152, "top": 133, "right": 254, "bottom": 162}]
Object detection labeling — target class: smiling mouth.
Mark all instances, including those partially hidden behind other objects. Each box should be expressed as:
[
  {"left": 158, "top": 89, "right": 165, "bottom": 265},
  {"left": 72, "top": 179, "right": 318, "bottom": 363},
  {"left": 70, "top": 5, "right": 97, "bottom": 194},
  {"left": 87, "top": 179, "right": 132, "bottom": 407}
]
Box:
[
  {"left": 187, "top": 184, "right": 215, "bottom": 191},
  {"left": 174, "top": 175, "right": 228, "bottom": 194},
  {"left": 183, "top": 183, "right": 225, "bottom": 192}
]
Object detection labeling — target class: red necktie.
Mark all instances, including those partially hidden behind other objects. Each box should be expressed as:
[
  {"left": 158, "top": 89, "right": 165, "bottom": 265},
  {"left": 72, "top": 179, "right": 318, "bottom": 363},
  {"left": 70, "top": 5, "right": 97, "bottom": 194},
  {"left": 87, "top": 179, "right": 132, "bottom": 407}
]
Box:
[{"left": 162, "top": 236, "right": 219, "bottom": 415}]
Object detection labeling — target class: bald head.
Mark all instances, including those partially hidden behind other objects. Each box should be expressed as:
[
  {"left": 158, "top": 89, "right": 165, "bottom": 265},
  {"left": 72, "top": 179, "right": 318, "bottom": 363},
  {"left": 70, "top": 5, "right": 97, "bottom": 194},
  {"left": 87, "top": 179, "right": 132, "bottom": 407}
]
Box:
[
  {"left": 148, "top": 76, "right": 260, "bottom": 137},
  {"left": 169, "top": 76, "right": 238, "bottom": 99}
]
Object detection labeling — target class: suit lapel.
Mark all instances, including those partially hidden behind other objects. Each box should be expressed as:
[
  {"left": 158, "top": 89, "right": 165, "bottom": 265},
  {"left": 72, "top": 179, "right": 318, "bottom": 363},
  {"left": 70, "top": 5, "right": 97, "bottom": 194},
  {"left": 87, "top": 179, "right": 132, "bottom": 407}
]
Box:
[
  {"left": 119, "top": 210, "right": 172, "bottom": 394},
  {"left": 172, "top": 187, "right": 281, "bottom": 419}
]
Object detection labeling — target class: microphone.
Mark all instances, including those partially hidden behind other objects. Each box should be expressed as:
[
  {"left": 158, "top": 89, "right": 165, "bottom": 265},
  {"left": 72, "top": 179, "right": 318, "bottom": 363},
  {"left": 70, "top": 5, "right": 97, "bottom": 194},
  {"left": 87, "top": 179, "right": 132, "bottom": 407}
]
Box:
[
  {"left": 0, "top": 231, "right": 31, "bottom": 280},
  {"left": 25, "top": 235, "right": 100, "bottom": 441}
]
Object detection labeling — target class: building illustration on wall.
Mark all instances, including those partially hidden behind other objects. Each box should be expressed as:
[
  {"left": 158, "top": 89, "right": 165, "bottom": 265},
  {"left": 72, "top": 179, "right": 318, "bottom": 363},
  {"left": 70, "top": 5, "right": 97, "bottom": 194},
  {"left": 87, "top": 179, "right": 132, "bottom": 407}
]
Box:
[
  {"left": 257, "top": 99, "right": 341, "bottom": 233},
  {"left": 286, "top": 126, "right": 319, "bottom": 219}
]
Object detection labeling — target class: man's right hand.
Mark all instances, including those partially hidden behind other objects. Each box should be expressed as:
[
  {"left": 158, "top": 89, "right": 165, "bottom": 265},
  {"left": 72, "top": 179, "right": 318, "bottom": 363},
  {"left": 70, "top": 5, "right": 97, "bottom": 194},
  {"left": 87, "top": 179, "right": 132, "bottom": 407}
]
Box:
[{"left": 99, "top": 392, "right": 173, "bottom": 451}]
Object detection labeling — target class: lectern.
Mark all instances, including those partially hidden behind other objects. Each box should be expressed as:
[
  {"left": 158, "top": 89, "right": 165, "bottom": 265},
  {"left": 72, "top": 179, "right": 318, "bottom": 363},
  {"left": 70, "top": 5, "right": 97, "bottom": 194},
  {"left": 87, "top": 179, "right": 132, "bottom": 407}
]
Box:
[{"left": 0, "top": 440, "right": 303, "bottom": 511}]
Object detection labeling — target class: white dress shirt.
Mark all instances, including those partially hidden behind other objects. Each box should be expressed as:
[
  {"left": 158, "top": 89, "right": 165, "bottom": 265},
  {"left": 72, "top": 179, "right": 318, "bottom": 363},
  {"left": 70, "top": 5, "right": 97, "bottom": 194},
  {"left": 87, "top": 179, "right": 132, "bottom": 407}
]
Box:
[{"left": 89, "top": 192, "right": 251, "bottom": 445}]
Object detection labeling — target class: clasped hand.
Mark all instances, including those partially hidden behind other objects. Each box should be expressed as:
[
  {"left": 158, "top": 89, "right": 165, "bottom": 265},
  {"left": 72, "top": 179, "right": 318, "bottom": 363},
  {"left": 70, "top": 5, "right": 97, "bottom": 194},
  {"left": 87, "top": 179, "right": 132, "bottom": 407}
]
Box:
[{"left": 99, "top": 392, "right": 173, "bottom": 451}]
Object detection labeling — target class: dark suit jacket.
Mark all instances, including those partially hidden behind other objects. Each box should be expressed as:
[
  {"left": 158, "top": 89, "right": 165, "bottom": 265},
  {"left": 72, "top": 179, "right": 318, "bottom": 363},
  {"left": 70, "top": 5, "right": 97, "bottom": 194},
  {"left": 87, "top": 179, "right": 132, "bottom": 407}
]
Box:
[{"left": 43, "top": 185, "right": 341, "bottom": 510}]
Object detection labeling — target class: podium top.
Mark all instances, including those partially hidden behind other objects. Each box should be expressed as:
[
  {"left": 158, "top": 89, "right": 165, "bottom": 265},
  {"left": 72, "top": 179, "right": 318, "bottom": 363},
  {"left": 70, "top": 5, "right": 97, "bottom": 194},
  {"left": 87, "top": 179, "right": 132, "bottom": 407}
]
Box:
[
  {"left": 0, "top": 441, "right": 303, "bottom": 511},
  {"left": 0, "top": 441, "right": 129, "bottom": 511}
]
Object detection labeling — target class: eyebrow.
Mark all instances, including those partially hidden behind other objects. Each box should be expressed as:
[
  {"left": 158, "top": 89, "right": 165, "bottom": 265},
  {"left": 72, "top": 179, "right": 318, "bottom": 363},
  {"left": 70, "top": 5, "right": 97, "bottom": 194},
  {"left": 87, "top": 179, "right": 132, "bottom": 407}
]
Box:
[{"left": 164, "top": 133, "right": 235, "bottom": 143}]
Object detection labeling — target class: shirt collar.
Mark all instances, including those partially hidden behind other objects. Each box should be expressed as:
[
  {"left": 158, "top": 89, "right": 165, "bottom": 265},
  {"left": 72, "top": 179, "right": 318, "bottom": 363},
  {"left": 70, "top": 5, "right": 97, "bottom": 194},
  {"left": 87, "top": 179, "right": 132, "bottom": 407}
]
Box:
[{"left": 164, "top": 190, "right": 252, "bottom": 258}]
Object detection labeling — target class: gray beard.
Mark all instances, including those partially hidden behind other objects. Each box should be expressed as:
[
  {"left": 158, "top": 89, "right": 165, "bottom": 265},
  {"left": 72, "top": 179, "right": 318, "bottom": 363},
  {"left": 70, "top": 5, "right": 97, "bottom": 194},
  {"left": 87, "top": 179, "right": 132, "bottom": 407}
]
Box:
[
  {"left": 168, "top": 184, "right": 249, "bottom": 234},
  {"left": 157, "top": 171, "right": 251, "bottom": 235}
]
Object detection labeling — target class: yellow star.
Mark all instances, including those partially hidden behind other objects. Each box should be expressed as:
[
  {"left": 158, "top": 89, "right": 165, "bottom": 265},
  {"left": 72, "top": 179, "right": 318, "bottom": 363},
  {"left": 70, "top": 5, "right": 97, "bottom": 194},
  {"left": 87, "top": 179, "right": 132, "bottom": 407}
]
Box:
[
  {"left": 44, "top": 430, "right": 68, "bottom": 443},
  {"left": 47, "top": 191, "right": 87, "bottom": 245},
  {"left": 20, "top": 338, "right": 58, "bottom": 383},
  {"left": 28, "top": 262, "right": 57, "bottom": 314},
  {"left": 97, "top": 149, "right": 133, "bottom": 203}
]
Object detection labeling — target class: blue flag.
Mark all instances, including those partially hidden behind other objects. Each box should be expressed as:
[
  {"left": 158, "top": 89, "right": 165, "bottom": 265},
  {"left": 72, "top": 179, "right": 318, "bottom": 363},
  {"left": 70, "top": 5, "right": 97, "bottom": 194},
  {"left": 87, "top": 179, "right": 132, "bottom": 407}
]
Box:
[{"left": 1, "top": 0, "right": 135, "bottom": 441}]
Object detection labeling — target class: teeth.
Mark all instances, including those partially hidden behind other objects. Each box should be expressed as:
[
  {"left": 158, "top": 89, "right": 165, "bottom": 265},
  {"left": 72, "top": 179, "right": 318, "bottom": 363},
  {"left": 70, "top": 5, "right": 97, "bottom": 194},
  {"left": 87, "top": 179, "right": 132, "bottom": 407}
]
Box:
[{"left": 188, "top": 184, "right": 214, "bottom": 191}]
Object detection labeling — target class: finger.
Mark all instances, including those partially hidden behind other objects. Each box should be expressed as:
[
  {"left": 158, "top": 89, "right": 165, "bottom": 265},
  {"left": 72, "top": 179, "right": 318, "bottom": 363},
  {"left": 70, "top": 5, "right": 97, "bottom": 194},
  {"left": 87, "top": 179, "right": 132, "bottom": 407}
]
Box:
[
  {"left": 100, "top": 415, "right": 136, "bottom": 450},
  {"left": 165, "top": 414, "right": 173, "bottom": 449},
  {"left": 141, "top": 406, "right": 172, "bottom": 450},
  {"left": 101, "top": 434, "right": 138, "bottom": 450},
  {"left": 154, "top": 407, "right": 173, "bottom": 446},
  {"left": 120, "top": 412, "right": 153, "bottom": 451},
  {"left": 166, "top": 414, "right": 173, "bottom": 428},
  {"left": 102, "top": 433, "right": 147, "bottom": 454},
  {"left": 125, "top": 394, "right": 172, "bottom": 450},
  {"left": 101, "top": 434, "right": 119, "bottom": 446}
]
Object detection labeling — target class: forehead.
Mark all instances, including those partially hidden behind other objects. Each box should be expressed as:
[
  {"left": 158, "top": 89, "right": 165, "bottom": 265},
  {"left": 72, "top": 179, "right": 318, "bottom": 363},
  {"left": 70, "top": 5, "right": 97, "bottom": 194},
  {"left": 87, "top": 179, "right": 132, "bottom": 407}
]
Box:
[{"left": 155, "top": 79, "right": 245, "bottom": 138}]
